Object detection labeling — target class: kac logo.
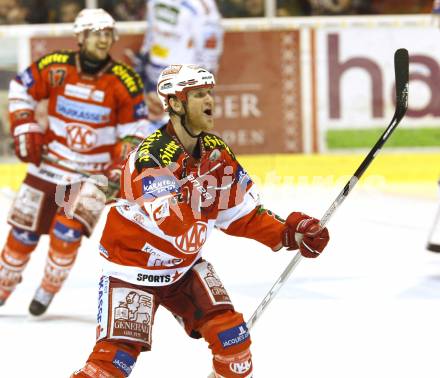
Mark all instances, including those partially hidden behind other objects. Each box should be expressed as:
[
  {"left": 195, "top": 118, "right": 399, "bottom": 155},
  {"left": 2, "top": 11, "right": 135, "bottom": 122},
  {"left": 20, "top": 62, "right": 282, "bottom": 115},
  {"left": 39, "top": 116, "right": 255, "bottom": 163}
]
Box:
[
  {"left": 230, "top": 359, "right": 252, "bottom": 375},
  {"left": 66, "top": 123, "right": 98, "bottom": 152},
  {"left": 175, "top": 222, "right": 207, "bottom": 254}
]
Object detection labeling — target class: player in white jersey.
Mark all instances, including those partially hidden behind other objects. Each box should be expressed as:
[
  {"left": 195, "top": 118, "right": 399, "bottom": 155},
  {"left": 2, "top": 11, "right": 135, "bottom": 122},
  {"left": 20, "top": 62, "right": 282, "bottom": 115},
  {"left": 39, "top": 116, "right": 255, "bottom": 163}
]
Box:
[
  {"left": 136, "top": 0, "right": 224, "bottom": 123},
  {"left": 0, "top": 8, "right": 152, "bottom": 316}
]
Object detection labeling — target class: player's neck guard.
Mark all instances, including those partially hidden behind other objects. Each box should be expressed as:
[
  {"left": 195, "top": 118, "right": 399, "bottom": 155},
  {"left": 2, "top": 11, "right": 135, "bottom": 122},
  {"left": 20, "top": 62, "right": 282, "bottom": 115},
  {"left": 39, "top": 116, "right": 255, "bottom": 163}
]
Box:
[{"left": 79, "top": 51, "right": 111, "bottom": 75}]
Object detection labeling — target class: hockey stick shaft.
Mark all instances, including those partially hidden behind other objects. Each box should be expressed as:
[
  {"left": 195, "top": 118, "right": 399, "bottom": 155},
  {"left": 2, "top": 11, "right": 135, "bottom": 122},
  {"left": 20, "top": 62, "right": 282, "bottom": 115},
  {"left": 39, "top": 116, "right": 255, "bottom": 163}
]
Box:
[
  {"left": 246, "top": 48, "right": 409, "bottom": 331},
  {"left": 42, "top": 154, "right": 119, "bottom": 191}
]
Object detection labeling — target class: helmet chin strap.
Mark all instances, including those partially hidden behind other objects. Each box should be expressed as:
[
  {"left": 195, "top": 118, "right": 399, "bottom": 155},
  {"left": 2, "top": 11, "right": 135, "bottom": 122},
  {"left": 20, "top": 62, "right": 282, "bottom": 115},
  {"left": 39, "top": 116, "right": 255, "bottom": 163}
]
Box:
[{"left": 180, "top": 102, "right": 201, "bottom": 138}]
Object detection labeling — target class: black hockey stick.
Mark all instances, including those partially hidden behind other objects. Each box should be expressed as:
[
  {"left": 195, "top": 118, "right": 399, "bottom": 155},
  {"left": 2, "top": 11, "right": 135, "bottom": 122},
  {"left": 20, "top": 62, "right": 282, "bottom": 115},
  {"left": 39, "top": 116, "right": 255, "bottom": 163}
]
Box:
[{"left": 246, "top": 48, "right": 409, "bottom": 331}]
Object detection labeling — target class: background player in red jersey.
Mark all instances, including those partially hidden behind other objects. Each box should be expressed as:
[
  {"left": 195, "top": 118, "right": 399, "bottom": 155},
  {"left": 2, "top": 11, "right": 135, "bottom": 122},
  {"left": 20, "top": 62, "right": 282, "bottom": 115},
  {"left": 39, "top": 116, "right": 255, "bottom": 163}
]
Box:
[
  {"left": 71, "top": 64, "right": 330, "bottom": 378},
  {"left": 0, "top": 8, "right": 152, "bottom": 316}
]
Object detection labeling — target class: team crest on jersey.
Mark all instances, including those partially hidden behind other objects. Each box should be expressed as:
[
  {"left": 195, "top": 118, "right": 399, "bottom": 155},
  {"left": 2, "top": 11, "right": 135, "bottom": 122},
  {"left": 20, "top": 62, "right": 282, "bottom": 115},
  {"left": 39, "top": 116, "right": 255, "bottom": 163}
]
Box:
[
  {"left": 175, "top": 221, "right": 207, "bottom": 254},
  {"left": 66, "top": 123, "right": 98, "bottom": 152},
  {"left": 230, "top": 359, "right": 252, "bottom": 375}
]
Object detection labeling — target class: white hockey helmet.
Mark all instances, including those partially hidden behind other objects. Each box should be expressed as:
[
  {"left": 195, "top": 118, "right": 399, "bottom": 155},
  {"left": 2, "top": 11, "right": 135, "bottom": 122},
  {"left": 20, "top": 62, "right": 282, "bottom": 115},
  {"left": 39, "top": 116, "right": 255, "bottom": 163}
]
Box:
[
  {"left": 73, "top": 8, "right": 116, "bottom": 35},
  {"left": 157, "top": 64, "right": 215, "bottom": 112}
]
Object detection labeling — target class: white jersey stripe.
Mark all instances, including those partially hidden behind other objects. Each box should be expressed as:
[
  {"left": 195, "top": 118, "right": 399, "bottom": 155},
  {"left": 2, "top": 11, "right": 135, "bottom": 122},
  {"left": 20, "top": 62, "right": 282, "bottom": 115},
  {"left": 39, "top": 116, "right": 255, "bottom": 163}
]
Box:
[
  {"left": 47, "top": 140, "right": 111, "bottom": 163},
  {"left": 48, "top": 115, "right": 117, "bottom": 146},
  {"left": 8, "top": 80, "right": 37, "bottom": 110},
  {"left": 100, "top": 255, "right": 201, "bottom": 286}
]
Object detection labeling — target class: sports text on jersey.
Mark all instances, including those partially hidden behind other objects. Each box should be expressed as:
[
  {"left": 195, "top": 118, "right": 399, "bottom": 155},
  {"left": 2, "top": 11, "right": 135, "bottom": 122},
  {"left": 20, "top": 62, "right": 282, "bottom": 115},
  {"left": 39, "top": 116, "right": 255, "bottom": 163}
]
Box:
[
  {"left": 136, "top": 273, "right": 171, "bottom": 283},
  {"left": 38, "top": 53, "right": 70, "bottom": 71},
  {"left": 137, "top": 130, "right": 163, "bottom": 163},
  {"left": 112, "top": 64, "right": 142, "bottom": 96},
  {"left": 203, "top": 134, "right": 234, "bottom": 158},
  {"left": 159, "top": 140, "right": 180, "bottom": 165},
  {"left": 135, "top": 131, "right": 183, "bottom": 167}
]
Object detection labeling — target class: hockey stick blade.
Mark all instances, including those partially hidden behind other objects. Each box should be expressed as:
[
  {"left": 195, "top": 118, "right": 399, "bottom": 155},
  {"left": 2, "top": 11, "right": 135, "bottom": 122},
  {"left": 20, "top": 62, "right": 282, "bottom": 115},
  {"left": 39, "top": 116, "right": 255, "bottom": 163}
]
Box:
[
  {"left": 335, "top": 48, "right": 409, "bottom": 205},
  {"left": 246, "top": 48, "right": 409, "bottom": 333},
  {"left": 394, "top": 48, "right": 409, "bottom": 121}
]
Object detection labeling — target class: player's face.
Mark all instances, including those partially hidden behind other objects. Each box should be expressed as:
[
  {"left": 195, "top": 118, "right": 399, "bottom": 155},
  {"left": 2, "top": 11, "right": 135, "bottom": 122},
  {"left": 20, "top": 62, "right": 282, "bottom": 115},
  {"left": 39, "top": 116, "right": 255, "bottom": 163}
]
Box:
[
  {"left": 186, "top": 87, "right": 214, "bottom": 134},
  {"left": 82, "top": 28, "right": 114, "bottom": 61}
]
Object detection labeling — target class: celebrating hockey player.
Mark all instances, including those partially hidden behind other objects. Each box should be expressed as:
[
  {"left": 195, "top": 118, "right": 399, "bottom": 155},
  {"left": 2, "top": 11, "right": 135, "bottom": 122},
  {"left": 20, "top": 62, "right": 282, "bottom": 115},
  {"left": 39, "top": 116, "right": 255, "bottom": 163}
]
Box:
[
  {"left": 133, "top": 0, "right": 223, "bottom": 124},
  {"left": 0, "top": 8, "right": 151, "bottom": 315},
  {"left": 71, "top": 64, "right": 330, "bottom": 378}
]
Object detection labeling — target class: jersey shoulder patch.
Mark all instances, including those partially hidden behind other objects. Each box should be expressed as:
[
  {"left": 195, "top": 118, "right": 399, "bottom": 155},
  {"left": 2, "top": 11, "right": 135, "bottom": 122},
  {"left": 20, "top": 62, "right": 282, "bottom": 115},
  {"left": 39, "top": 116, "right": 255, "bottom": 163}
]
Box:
[
  {"left": 36, "top": 50, "right": 75, "bottom": 71},
  {"left": 135, "top": 128, "right": 183, "bottom": 171},
  {"left": 202, "top": 133, "right": 235, "bottom": 160},
  {"left": 110, "top": 61, "right": 144, "bottom": 97}
]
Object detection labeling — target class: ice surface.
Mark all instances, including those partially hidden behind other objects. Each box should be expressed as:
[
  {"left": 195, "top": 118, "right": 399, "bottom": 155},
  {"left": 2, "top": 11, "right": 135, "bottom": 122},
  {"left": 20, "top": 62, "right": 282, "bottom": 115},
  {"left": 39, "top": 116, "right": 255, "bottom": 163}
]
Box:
[{"left": 1, "top": 184, "right": 440, "bottom": 378}]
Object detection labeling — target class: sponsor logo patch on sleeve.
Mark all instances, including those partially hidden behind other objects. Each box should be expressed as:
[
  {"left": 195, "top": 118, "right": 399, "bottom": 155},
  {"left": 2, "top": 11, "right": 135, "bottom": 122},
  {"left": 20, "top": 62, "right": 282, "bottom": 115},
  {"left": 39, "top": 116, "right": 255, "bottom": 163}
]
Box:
[
  {"left": 53, "top": 221, "right": 82, "bottom": 242},
  {"left": 16, "top": 67, "right": 35, "bottom": 89},
  {"left": 236, "top": 164, "right": 252, "bottom": 189},
  {"left": 142, "top": 175, "right": 180, "bottom": 200},
  {"left": 112, "top": 350, "right": 136, "bottom": 377},
  {"left": 134, "top": 101, "right": 148, "bottom": 119},
  {"left": 218, "top": 322, "right": 250, "bottom": 348}
]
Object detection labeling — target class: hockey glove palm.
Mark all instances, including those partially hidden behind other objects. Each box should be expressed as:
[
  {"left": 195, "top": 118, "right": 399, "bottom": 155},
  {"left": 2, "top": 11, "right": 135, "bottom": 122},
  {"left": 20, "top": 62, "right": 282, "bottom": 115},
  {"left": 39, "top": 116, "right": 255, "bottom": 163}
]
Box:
[{"left": 282, "top": 212, "right": 329, "bottom": 258}]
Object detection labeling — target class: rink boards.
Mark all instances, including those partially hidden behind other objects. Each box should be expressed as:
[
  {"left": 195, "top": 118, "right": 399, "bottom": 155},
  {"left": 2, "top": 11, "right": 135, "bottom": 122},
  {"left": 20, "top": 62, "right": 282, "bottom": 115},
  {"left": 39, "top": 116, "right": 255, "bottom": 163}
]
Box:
[{"left": 1, "top": 152, "right": 439, "bottom": 195}]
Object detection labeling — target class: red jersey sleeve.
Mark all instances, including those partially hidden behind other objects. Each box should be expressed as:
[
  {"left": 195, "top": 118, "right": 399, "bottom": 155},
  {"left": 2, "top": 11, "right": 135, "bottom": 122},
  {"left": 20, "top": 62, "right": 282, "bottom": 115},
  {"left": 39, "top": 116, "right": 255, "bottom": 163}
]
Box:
[
  {"left": 204, "top": 137, "right": 284, "bottom": 250},
  {"left": 8, "top": 52, "right": 58, "bottom": 130},
  {"left": 111, "top": 62, "right": 151, "bottom": 141}
]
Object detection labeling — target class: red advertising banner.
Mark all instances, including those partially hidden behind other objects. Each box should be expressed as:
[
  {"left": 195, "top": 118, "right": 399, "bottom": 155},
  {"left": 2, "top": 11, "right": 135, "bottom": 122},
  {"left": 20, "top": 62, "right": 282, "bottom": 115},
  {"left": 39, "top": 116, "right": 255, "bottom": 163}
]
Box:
[{"left": 30, "top": 30, "right": 303, "bottom": 154}]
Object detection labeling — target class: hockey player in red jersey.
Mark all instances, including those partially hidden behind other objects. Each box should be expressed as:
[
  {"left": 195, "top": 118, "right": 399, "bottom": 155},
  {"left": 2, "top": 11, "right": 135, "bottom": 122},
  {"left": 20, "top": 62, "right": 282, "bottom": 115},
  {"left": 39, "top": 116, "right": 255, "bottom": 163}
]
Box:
[
  {"left": 0, "top": 8, "right": 152, "bottom": 316},
  {"left": 71, "top": 64, "right": 330, "bottom": 377}
]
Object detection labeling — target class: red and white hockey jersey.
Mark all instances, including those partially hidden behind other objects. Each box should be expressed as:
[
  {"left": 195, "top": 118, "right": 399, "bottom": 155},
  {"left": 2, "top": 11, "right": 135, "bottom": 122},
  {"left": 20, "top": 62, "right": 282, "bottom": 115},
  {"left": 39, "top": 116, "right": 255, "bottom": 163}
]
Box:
[
  {"left": 99, "top": 122, "right": 285, "bottom": 286},
  {"left": 9, "top": 50, "right": 154, "bottom": 184}
]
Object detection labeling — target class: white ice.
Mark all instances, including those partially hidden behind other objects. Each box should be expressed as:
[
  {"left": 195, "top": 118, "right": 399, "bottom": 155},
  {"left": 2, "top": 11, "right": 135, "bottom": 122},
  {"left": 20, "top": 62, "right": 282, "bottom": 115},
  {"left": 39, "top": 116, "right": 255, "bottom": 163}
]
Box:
[{"left": 1, "top": 183, "right": 440, "bottom": 378}]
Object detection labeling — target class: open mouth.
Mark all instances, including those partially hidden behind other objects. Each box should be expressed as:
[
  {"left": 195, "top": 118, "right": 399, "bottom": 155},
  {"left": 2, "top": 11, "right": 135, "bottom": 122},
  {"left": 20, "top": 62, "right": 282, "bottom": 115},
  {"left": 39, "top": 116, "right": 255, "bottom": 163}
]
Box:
[{"left": 204, "top": 109, "right": 212, "bottom": 116}]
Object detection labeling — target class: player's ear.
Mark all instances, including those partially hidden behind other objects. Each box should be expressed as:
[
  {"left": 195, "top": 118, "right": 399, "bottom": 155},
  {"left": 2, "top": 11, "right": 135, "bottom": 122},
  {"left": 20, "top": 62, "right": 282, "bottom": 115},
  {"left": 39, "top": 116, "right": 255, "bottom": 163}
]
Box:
[
  {"left": 169, "top": 96, "right": 184, "bottom": 114},
  {"left": 77, "top": 32, "right": 85, "bottom": 45}
]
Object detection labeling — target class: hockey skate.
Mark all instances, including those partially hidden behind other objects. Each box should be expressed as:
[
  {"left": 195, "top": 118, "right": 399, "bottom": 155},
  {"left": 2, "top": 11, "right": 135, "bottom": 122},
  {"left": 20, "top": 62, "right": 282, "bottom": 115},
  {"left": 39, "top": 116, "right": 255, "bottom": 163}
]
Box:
[
  {"left": 0, "top": 288, "right": 12, "bottom": 306},
  {"left": 29, "top": 286, "right": 55, "bottom": 316}
]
